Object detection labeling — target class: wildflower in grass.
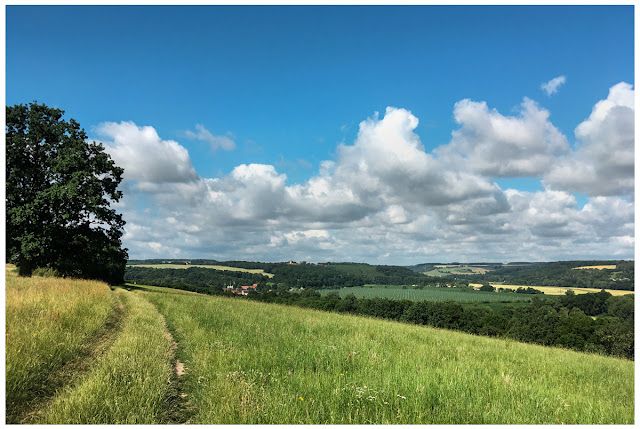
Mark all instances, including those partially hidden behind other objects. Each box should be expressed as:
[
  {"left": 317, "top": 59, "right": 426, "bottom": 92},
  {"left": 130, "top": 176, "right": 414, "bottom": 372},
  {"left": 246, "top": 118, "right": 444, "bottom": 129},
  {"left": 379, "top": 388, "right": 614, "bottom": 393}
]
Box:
[
  {"left": 299, "top": 397, "right": 304, "bottom": 401},
  {"left": 397, "top": 394, "right": 406, "bottom": 399}
]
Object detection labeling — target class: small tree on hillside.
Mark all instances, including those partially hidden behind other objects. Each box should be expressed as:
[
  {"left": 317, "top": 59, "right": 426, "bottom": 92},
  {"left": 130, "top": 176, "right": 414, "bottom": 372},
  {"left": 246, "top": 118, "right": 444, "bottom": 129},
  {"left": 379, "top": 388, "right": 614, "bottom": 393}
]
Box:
[
  {"left": 479, "top": 284, "right": 495, "bottom": 292},
  {"left": 6, "top": 102, "right": 128, "bottom": 284}
]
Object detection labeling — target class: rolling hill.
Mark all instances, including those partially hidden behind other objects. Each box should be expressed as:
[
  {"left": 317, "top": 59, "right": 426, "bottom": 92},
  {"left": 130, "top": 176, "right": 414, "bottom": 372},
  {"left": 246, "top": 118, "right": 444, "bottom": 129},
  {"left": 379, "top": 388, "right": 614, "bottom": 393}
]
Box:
[{"left": 6, "top": 267, "right": 634, "bottom": 424}]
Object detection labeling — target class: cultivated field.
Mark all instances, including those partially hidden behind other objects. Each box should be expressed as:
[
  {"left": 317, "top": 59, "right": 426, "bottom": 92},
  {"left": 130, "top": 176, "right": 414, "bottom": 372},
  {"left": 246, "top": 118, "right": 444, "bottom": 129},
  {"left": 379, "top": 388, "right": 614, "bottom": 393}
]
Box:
[
  {"left": 318, "top": 285, "right": 538, "bottom": 303},
  {"left": 127, "top": 264, "right": 274, "bottom": 278},
  {"left": 573, "top": 265, "right": 617, "bottom": 270},
  {"left": 470, "top": 283, "right": 634, "bottom": 296}
]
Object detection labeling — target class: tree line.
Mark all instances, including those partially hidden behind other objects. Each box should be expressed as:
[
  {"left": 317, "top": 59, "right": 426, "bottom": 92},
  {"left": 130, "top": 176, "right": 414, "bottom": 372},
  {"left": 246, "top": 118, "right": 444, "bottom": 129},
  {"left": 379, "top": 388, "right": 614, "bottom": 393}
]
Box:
[
  {"left": 124, "top": 266, "right": 268, "bottom": 290},
  {"left": 125, "top": 262, "right": 466, "bottom": 291}
]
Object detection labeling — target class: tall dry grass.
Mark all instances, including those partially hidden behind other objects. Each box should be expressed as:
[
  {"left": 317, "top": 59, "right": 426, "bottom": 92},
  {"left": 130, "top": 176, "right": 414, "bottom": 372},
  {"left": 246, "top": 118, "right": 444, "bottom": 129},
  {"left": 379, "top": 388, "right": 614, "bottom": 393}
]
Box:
[
  {"left": 33, "top": 289, "right": 176, "bottom": 424},
  {"left": 5, "top": 265, "right": 115, "bottom": 422}
]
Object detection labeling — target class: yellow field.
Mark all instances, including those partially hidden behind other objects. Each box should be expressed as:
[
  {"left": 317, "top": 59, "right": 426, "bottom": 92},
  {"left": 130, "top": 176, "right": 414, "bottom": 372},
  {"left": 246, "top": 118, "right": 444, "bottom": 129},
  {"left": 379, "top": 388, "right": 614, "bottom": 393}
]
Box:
[
  {"left": 573, "top": 265, "right": 617, "bottom": 270},
  {"left": 126, "top": 264, "right": 274, "bottom": 278},
  {"left": 469, "top": 283, "right": 633, "bottom": 296}
]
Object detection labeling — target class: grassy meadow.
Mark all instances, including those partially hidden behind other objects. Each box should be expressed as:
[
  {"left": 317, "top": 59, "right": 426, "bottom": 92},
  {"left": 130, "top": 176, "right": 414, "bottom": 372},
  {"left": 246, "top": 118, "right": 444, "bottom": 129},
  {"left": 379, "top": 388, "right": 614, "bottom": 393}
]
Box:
[
  {"left": 127, "top": 263, "right": 274, "bottom": 277},
  {"left": 5, "top": 265, "right": 116, "bottom": 423},
  {"left": 31, "top": 289, "right": 177, "bottom": 424},
  {"left": 6, "top": 268, "right": 634, "bottom": 424},
  {"left": 145, "top": 291, "right": 633, "bottom": 424}
]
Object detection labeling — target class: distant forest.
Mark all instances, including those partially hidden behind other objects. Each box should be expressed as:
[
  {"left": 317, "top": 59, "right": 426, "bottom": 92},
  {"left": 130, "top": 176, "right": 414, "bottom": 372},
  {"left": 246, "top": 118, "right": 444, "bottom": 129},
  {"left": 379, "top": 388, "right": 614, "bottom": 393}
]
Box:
[
  {"left": 126, "top": 260, "right": 467, "bottom": 289},
  {"left": 128, "top": 259, "right": 633, "bottom": 291}
]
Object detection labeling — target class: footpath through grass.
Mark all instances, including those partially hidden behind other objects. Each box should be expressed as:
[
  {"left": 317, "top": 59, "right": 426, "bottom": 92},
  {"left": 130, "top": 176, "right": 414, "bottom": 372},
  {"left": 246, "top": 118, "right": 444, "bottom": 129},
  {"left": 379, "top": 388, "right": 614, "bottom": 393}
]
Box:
[
  {"left": 145, "top": 291, "right": 634, "bottom": 424},
  {"left": 5, "top": 266, "right": 116, "bottom": 423},
  {"left": 6, "top": 267, "right": 180, "bottom": 424},
  {"left": 31, "top": 289, "right": 177, "bottom": 424}
]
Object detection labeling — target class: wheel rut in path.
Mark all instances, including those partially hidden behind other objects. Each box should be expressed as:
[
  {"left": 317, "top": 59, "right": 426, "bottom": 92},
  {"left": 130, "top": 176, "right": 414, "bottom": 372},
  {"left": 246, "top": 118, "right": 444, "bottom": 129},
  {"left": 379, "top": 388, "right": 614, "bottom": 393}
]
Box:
[
  {"left": 17, "top": 288, "right": 127, "bottom": 424},
  {"left": 156, "top": 306, "right": 196, "bottom": 424}
]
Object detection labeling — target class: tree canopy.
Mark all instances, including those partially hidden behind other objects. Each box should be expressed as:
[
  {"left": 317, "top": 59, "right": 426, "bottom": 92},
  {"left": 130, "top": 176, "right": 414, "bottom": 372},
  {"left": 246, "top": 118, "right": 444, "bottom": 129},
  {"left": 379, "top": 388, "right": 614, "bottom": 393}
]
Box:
[{"left": 6, "top": 102, "right": 127, "bottom": 284}]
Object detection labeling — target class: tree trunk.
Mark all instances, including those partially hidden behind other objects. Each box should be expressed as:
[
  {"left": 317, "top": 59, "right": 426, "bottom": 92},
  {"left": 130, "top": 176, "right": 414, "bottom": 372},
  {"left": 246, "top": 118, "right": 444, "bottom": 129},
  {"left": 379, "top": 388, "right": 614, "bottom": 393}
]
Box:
[{"left": 17, "top": 257, "right": 34, "bottom": 277}]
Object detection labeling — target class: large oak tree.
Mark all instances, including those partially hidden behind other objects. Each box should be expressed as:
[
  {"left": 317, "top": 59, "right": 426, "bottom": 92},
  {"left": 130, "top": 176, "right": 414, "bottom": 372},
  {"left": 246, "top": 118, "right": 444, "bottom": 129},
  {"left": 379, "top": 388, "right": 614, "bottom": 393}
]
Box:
[{"left": 6, "top": 102, "right": 128, "bottom": 284}]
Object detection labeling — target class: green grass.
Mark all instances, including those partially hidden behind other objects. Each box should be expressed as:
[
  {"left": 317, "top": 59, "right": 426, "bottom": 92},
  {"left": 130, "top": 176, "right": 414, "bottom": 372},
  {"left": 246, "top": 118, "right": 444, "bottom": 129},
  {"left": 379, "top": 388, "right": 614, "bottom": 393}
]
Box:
[
  {"left": 145, "top": 290, "right": 634, "bottom": 424},
  {"left": 31, "top": 289, "right": 176, "bottom": 424},
  {"left": 6, "top": 270, "right": 634, "bottom": 424},
  {"left": 126, "top": 263, "right": 274, "bottom": 277},
  {"left": 319, "top": 285, "right": 542, "bottom": 303},
  {"left": 123, "top": 282, "right": 202, "bottom": 295},
  {"left": 5, "top": 266, "right": 115, "bottom": 423}
]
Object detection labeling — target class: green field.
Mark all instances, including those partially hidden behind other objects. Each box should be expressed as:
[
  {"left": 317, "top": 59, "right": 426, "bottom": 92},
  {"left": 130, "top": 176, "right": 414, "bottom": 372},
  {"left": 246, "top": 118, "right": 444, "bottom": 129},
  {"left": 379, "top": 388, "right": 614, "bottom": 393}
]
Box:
[
  {"left": 6, "top": 271, "right": 634, "bottom": 424},
  {"left": 127, "top": 264, "right": 274, "bottom": 278},
  {"left": 319, "top": 285, "right": 542, "bottom": 303}
]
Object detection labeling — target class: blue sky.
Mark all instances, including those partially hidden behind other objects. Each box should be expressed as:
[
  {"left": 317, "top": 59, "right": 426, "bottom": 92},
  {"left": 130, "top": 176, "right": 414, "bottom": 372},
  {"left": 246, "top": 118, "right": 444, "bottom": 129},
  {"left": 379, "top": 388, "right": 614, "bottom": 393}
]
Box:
[{"left": 6, "top": 5, "right": 635, "bottom": 264}]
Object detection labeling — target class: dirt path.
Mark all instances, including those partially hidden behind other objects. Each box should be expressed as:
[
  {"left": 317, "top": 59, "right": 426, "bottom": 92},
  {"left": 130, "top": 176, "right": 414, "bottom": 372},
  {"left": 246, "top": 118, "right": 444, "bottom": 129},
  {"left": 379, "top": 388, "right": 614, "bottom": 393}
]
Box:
[
  {"left": 156, "top": 306, "right": 196, "bottom": 423},
  {"left": 16, "top": 289, "right": 127, "bottom": 424}
]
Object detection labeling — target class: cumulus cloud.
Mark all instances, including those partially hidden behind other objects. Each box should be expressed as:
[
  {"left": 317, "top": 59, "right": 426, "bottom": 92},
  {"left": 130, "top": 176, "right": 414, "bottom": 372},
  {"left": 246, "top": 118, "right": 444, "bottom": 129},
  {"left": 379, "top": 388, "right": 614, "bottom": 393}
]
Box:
[
  {"left": 333, "top": 107, "right": 502, "bottom": 206},
  {"left": 541, "top": 75, "right": 566, "bottom": 96},
  {"left": 97, "top": 121, "right": 199, "bottom": 186},
  {"left": 185, "top": 124, "right": 236, "bottom": 151},
  {"left": 544, "top": 82, "right": 634, "bottom": 196},
  {"left": 102, "top": 89, "right": 633, "bottom": 263},
  {"left": 437, "top": 98, "right": 569, "bottom": 177}
]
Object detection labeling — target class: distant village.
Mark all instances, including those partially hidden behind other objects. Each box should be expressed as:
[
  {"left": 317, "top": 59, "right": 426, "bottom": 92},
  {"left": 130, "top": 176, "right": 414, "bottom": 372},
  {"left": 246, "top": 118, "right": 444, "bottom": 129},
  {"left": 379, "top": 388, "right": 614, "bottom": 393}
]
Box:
[{"left": 222, "top": 283, "right": 258, "bottom": 295}]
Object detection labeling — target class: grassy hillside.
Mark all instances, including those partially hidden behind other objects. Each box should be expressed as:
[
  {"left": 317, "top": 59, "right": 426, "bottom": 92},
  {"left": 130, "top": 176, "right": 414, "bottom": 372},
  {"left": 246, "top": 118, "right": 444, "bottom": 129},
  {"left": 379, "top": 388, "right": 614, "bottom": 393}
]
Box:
[
  {"left": 5, "top": 268, "right": 179, "bottom": 424},
  {"left": 31, "top": 289, "right": 177, "bottom": 424},
  {"left": 6, "top": 269, "right": 634, "bottom": 424},
  {"left": 145, "top": 290, "right": 633, "bottom": 424},
  {"left": 5, "top": 265, "right": 116, "bottom": 422}
]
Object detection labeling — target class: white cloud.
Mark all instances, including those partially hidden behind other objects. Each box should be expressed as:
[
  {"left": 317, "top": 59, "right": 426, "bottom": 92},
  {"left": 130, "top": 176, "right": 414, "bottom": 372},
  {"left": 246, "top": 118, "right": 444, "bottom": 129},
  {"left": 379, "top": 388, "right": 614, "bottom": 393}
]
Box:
[
  {"left": 541, "top": 75, "right": 567, "bottom": 96},
  {"left": 97, "top": 121, "right": 199, "bottom": 186},
  {"left": 104, "top": 90, "right": 633, "bottom": 263},
  {"left": 332, "top": 107, "right": 501, "bottom": 206},
  {"left": 185, "top": 124, "right": 236, "bottom": 151},
  {"left": 544, "top": 82, "right": 634, "bottom": 196},
  {"left": 437, "top": 97, "right": 569, "bottom": 177}
]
